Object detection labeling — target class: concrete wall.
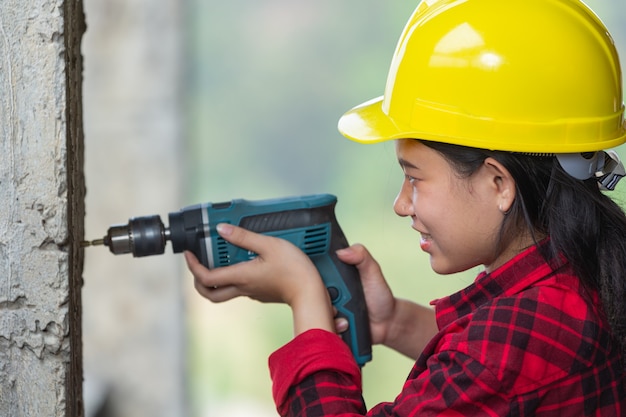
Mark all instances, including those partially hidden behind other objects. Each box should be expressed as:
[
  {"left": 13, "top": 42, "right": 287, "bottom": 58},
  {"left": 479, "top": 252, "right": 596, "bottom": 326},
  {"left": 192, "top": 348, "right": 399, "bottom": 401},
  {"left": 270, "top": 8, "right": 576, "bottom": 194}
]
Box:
[
  {"left": 0, "top": 0, "right": 85, "bottom": 416},
  {"left": 82, "top": 0, "right": 185, "bottom": 416}
]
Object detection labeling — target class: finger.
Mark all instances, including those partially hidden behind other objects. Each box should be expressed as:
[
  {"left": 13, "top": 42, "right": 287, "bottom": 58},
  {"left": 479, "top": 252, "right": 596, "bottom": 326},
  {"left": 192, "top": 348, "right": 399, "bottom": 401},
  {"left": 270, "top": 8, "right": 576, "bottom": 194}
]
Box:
[
  {"left": 185, "top": 250, "right": 244, "bottom": 291},
  {"left": 184, "top": 250, "right": 205, "bottom": 276},
  {"left": 216, "top": 223, "right": 273, "bottom": 255},
  {"left": 335, "top": 317, "right": 349, "bottom": 333},
  {"left": 194, "top": 277, "right": 240, "bottom": 303}
]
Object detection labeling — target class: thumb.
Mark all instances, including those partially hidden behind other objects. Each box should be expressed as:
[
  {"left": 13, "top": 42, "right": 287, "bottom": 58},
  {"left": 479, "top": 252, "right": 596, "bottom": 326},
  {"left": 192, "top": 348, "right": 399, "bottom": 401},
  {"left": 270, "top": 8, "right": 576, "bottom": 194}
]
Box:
[
  {"left": 337, "top": 243, "right": 378, "bottom": 270},
  {"left": 337, "top": 243, "right": 385, "bottom": 283}
]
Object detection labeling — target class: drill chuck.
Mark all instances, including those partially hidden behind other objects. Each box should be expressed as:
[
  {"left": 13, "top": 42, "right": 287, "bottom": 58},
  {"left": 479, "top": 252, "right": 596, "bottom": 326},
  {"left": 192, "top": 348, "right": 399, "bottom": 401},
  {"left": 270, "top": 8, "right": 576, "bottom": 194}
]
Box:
[
  {"left": 91, "top": 206, "right": 207, "bottom": 260},
  {"left": 104, "top": 215, "right": 168, "bottom": 257}
]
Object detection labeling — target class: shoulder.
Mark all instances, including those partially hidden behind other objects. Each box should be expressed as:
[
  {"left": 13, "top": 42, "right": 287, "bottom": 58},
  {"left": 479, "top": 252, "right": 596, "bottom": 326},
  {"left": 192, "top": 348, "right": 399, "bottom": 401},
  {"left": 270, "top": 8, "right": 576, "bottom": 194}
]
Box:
[{"left": 440, "top": 272, "right": 610, "bottom": 392}]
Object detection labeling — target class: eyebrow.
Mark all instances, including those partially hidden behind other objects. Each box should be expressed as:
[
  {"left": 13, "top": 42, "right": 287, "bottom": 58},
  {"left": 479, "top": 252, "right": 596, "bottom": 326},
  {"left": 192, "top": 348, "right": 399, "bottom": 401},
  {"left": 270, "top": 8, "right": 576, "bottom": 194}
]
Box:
[{"left": 398, "top": 158, "right": 419, "bottom": 170}]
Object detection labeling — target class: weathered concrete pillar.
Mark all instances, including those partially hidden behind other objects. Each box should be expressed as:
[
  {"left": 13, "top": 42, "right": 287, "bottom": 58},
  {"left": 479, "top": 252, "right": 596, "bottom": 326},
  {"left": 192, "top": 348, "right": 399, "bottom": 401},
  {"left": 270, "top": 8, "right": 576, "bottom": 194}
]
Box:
[
  {"left": 82, "top": 0, "right": 185, "bottom": 416},
  {"left": 0, "top": 0, "right": 86, "bottom": 416}
]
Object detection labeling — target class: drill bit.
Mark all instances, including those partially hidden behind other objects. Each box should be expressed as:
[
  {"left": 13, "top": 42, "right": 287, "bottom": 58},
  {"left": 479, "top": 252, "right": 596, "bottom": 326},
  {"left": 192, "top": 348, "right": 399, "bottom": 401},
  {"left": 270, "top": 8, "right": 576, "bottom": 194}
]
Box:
[{"left": 81, "top": 239, "right": 106, "bottom": 247}]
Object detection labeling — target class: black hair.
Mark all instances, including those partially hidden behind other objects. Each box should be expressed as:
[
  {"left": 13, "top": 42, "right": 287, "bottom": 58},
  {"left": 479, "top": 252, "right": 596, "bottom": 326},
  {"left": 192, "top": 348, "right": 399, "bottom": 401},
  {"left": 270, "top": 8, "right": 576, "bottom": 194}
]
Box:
[{"left": 421, "top": 139, "right": 626, "bottom": 362}]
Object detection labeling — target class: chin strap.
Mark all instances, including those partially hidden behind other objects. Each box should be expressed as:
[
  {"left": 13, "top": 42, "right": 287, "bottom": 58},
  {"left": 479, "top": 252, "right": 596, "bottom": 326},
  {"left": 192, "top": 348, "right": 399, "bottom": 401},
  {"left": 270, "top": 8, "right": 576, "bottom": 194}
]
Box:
[{"left": 556, "top": 150, "right": 625, "bottom": 191}]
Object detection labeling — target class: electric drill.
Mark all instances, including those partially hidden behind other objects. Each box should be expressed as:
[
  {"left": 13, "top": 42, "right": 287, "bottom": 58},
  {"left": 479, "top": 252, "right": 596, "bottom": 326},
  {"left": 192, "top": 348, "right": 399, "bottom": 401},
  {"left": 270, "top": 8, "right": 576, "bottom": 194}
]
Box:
[{"left": 84, "top": 193, "right": 372, "bottom": 367}]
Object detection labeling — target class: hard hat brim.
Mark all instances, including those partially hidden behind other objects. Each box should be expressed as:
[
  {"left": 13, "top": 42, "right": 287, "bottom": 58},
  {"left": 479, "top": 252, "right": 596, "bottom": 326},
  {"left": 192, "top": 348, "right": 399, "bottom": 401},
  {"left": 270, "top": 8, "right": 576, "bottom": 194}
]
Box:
[
  {"left": 338, "top": 95, "right": 626, "bottom": 153},
  {"left": 338, "top": 96, "right": 405, "bottom": 144}
]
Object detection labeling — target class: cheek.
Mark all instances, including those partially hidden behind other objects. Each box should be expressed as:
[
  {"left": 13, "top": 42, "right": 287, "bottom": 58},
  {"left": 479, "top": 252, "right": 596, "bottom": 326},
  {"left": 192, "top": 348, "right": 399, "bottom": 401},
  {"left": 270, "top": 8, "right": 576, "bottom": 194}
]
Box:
[
  {"left": 419, "top": 191, "right": 498, "bottom": 247},
  {"left": 441, "top": 210, "right": 502, "bottom": 261},
  {"left": 413, "top": 190, "right": 454, "bottom": 226}
]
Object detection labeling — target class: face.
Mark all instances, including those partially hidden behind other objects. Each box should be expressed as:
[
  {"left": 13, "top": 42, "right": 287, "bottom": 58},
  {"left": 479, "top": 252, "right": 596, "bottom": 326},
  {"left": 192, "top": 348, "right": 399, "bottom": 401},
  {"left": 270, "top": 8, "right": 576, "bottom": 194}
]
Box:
[{"left": 394, "top": 139, "right": 513, "bottom": 274}]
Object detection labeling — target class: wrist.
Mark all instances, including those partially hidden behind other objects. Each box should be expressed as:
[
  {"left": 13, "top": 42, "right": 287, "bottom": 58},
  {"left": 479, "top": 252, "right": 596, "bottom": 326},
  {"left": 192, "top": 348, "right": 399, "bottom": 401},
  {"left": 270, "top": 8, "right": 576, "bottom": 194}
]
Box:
[{"left": 290, "top": 280, "right": 334, "bottom": 336}]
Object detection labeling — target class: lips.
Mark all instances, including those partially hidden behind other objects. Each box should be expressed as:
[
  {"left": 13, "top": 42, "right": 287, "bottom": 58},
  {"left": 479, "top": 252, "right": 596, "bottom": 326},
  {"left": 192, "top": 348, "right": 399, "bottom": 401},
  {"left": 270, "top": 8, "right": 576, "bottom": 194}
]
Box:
[{"left": 419, "top": 233, "right": 432, "bottom": 252}]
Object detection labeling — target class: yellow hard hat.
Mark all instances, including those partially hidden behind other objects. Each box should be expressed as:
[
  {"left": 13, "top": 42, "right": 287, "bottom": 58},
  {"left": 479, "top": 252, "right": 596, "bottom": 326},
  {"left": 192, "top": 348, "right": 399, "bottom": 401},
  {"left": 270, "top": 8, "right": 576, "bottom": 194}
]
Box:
[{"left": 338, "top": 0, "right": 626, "bottom": 153}]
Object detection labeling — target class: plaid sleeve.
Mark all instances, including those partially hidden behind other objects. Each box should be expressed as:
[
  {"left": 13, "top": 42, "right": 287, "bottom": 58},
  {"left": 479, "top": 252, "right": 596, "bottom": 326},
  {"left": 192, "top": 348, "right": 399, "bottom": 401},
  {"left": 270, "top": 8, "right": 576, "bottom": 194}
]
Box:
[
  {"left": 272, "top": 338, "right": 511, "bottom": 416},
  {"left": 269, "top": 329, "right": 365, "bottom": 416}
]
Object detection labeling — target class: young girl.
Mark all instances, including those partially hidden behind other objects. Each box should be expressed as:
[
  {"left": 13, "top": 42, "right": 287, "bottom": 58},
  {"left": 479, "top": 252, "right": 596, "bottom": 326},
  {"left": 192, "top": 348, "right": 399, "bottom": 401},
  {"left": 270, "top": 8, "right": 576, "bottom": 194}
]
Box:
[{"left": 186, "top": 0, "right": 626, "bottom": 415}]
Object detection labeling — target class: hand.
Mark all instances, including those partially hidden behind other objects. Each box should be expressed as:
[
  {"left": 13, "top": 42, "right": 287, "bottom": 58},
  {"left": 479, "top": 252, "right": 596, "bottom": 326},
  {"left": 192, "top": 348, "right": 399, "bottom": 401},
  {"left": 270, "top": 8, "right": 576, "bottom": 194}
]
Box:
[
  {"left": 336, "top": 244, "right": 438, "bottom": 359},
  {"left": 185, "top": 223, "right": 335, "bottom": 335},
  {"left": 335, "top": 244, "right": 395, "bottom": 345}
]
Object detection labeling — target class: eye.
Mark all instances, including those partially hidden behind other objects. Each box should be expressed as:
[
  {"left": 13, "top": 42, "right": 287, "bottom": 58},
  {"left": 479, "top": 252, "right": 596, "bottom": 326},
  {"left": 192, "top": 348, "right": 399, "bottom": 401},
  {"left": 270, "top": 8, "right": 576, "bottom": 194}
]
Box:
[
  {"left": 399, "top": 161, "right": 421, "bottom": 185},
  {"left": 405, "top": 174, "right": 418, "bottom": 185}
]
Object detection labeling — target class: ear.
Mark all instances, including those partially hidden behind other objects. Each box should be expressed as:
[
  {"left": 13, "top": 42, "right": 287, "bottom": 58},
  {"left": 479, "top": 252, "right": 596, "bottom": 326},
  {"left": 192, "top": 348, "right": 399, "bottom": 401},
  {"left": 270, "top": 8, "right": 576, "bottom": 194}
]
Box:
[{"left": 482, "top": 157, "right": 516, "bottom": 214}]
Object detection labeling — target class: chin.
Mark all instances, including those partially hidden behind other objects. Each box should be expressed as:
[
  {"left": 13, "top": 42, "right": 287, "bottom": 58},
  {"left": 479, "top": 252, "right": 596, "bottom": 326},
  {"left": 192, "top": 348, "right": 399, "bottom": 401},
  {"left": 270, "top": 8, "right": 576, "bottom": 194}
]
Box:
[
  {"left": 430, "top": 259, "right": 476, "bottom": 275},
  {"left": 430, "top": 262, "right": 458, "bottom": 275}
]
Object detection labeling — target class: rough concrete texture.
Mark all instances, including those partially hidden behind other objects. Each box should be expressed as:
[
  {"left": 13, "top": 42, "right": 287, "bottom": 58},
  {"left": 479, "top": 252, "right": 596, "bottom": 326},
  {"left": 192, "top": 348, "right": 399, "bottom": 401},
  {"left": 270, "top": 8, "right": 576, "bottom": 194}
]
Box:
[
  {"left": 82, "top": 0, "right": 185, "bottom": 416},
  {"left": 0, "top": 0, "right": 85, "bottom": 416}
]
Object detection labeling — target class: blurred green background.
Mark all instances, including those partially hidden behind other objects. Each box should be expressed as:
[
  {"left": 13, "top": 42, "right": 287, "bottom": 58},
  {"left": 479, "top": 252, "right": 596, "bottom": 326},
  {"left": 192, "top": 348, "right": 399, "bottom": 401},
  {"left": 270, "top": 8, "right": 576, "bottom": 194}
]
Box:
[{"left": 181, "top": 1, "right": 626, "bottom": 415}]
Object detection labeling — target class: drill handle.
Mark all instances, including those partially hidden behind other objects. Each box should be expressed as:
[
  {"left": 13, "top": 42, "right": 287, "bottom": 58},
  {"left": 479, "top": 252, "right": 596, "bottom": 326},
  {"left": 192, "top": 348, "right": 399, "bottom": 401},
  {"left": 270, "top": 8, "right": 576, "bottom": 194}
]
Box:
[
  {"left": 317, "top": 251, "right": 373, "bottom": 367},
  {"left": 316, "top": 212, "right": 372, "bottom": 367}
]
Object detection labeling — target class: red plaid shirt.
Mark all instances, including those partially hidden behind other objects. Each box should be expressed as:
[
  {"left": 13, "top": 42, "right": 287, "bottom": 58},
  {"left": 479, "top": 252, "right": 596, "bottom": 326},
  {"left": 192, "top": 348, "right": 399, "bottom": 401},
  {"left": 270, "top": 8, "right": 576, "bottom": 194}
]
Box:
[{"left": 269, "top": 243, "right": 626, "bottom": 416}]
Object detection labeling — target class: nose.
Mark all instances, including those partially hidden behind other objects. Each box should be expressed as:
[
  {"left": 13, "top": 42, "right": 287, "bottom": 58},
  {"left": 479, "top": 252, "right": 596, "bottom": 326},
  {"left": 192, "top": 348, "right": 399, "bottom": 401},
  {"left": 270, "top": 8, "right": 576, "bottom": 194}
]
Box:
[{"left": 393, "top": 180, "right": 414, "bottom": 217}]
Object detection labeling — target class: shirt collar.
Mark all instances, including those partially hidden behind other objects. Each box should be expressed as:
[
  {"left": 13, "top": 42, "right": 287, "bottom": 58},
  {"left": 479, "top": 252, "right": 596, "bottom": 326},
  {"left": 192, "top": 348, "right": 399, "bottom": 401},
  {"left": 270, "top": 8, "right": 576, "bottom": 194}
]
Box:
[{"left": 432, "top": 240, "right": 566, "bottom": 330}]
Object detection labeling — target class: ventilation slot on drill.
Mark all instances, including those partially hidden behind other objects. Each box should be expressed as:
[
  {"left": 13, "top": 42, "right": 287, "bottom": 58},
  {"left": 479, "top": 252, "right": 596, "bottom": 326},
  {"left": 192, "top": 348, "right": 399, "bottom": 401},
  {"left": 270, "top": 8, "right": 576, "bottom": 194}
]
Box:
[
  {"left": 302, "top": 225, "right": 330, "bottom": 256},
  {"left": 216, "top": 237, "right": 231, "bottom": 267}
]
